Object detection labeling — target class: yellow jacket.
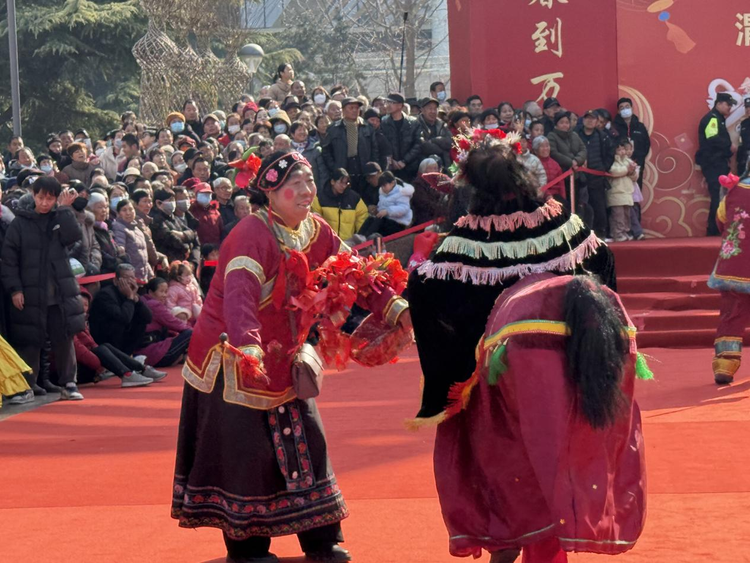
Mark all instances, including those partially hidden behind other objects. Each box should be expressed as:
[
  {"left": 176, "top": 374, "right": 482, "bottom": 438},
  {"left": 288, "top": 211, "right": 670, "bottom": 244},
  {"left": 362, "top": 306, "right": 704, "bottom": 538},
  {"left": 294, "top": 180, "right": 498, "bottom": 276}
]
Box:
[{"left": 312, "top": 186, "right": 370, "bottom": 241}]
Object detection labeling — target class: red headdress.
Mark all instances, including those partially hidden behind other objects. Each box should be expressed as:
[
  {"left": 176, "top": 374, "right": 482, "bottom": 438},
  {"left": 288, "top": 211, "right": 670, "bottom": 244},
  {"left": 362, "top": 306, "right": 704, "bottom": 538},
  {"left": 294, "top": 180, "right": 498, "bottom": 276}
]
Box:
[{"left": 228, "top": 152, "right": 263, "bottom": 189}]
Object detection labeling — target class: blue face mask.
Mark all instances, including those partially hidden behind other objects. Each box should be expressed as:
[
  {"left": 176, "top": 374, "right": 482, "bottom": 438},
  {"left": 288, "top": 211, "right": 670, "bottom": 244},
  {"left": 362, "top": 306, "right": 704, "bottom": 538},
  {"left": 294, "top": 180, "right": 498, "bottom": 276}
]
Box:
[
  {"left": 436, "top": 91, "right": 447, "bottom": 102},
  {"left": 197, "top": 193, "right": 212, "bottom": 206},
  {"left": 274, "top": 123, "right": 287, "bottom": 134},
  {"left": 525, "top": 119, "right": 532, "bottom": 128},
  {"left": 268, "top": 108, "right": 280, "bottom": 118},
  {"left": 170, "top": 121, "right": 185, "bottom": 134}
]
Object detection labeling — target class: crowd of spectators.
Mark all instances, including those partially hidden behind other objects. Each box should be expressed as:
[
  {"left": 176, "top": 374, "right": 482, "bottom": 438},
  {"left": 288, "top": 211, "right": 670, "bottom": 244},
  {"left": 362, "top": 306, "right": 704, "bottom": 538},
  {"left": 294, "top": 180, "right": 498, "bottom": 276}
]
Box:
[{"left": 0, "top": 62, "right": 666, "bottom": 405}]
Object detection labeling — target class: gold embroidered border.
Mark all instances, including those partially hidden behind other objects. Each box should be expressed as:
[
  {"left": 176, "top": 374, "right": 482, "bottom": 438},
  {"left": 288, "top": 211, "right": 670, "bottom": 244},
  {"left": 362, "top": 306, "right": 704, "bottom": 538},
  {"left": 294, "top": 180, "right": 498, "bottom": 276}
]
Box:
[
  {"left": 225, "top": 256, "right": 266, "bottom": 285},
  {"left": 384, "top": 296, "right": 409, "bottom": 327}
]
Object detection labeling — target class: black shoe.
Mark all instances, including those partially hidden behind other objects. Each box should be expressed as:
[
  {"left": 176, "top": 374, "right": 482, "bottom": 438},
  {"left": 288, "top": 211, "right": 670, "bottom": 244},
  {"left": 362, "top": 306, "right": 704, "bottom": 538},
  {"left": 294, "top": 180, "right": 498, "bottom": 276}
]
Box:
[
  {"left": 40, "top": 380, "right": 62, "bottom": 393},
  {"left": 32, "top": 384, "right": 47, "bottom": 396},
  {"left": 715, "top": 373, "right": 734, "bottom": 385},
  {"left": 226, "top": 554, "right": 279, "bottom": 563},
  {"left": 305, "top": 545, "right": 352, "bottom": 562}
]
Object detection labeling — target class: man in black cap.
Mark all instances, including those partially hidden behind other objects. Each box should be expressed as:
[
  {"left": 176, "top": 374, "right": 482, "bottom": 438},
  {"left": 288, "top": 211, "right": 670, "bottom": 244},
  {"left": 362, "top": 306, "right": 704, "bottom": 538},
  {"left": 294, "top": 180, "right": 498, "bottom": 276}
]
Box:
[
  {"left": 613, "top": 97, "right": 651, "bottom": 186},
  {"left": 380, "top": 92, "right": 422, "bottom": 182},
  {"left": 364, "top": 108, "right": 392, "bottom": 172},
  {"left": 416, "top": 97, "right": 452, "bottom": 168},
  {"left": 696, "top": 92, "right": 737, "bottom": 235},
  {"left": 541, "top": 97, "right": 563, "bottom": 135},
  {"left": 361, "top": 161, "right": 383, "bottom": 209},
  {"left": 738, "top": 97, "right": 750, "bottom": 178},
  {"left": 321, "top": 97, "right": 379, "bottom": 198},
  {"left": 577, "top": 109, "right": 614, "bottom": 239}
]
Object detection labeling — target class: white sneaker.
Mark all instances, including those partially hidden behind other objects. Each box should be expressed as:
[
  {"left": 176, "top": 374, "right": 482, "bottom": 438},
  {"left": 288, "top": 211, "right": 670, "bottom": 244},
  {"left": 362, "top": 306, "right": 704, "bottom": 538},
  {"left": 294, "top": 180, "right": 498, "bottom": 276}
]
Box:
[
  {"left": 134, "top": 355, "right": 147, "bottom": 365},
  {"left": 604, "top": 237, "right": 614, "bottom": 243},
  {"left": 142, "top": 366, "right": 168, "bottom": 382},
  {"left": 60, "top": 383, "right": 84, "bottom": 401},
  {"left": 8, "top": 389, "right": 34, "bottom": 405},
  {"left": 121, "top": 371, "right": 153, "bottom": 388}
]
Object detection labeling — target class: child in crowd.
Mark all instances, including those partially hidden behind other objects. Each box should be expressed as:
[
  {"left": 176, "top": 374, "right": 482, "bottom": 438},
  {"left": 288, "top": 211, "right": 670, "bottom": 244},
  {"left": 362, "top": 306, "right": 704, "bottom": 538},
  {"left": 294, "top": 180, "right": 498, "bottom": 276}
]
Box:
[
  {"left": 626, "top": 141, "right": 646, "bottom": 240},
  {"left": 166, "top": 260, "right": 203, "bottom": 323},
  {"left": 375, "top": 171, "right": 414, "bottom": 236},
  {"left": 607, "top": 138, "right": 638, "bottom": 242},
  {"left": 517, "top": 134, "right": 547, "bottom": 189},
  {"left": 198, "top": 243, "right": 219, "bottom": 296},
  {"left": 74, "top": 288, "right": 166, "bottom": 387}
]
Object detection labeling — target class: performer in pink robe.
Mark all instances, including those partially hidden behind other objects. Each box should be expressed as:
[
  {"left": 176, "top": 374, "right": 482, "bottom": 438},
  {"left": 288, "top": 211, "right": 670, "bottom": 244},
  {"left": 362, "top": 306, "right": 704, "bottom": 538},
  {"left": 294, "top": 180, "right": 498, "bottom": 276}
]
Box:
[{"left": 172, "top": 150, "right": 410, "bottom": 563}]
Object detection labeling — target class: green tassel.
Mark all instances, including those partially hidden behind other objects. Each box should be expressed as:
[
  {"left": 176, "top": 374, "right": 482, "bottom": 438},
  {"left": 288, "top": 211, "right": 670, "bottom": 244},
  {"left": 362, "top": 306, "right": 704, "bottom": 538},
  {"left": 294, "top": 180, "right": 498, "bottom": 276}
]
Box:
[
  {"left": 488, "top": 343, "right": 508, "bottom": 385},
  {"left": 635, "top": 353, "right": 654, "bottom": 380}
]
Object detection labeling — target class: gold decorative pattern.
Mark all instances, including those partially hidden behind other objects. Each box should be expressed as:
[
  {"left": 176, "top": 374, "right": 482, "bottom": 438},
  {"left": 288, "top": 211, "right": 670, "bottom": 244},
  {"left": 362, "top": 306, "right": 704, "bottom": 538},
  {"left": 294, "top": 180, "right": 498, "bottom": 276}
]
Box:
[
  {"left": 225, "top": 256, "right": 266, "bottom": 285},
  {"left": 384, "top": 296, "right": 410, "bottom": 327}
]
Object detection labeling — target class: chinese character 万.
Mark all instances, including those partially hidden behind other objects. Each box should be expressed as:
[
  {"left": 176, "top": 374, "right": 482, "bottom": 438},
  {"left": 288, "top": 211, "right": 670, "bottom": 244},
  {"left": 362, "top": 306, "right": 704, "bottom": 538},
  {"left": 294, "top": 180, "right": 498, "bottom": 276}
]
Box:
[
  {"left": 531, "top": 72, "right": 564, "bottom": 101},
  {"left": 737, "top": 13, "right": 750, "bottom": 47},
  {"left": 532, "top": 18, "right": 563, "bottom": 58},
  {"left": 529, "top": 0, "right": 569, "bottom": 8}
]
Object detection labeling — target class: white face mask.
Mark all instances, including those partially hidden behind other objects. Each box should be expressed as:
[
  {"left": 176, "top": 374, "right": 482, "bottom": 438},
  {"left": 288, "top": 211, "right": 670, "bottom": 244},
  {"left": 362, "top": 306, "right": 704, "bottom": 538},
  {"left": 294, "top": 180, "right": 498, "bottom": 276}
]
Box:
[
  {"left": 175, "top": 163, "right": 187, "bottom": 173},
  {"left": 161, "top": 201, "right": 176, "bottom": 214},
  {"left": 605, "top": 122, "right": 612, "bottom": 130},
  {"left": 436, "top": 91, "right": 447, "bottom": 102},
  {"left": 274, "top": 123, "right": 287, "bottom": 134},
  {"left": 95, "top": 147, "right": 105, "bottom": 158},
  {"left": 40, "top": 164, "right": 53, "bottom": 174},
  {"left": 196, "top": 193, "right": 212, "bottom": 206},
  {"left": 313, "top": 94, "right": 327, "bottom": 105},
  {"left": 484, "top": 122, "right": 499, "bottom": 130},
  {"left": 620, "top": 108, "right": 633, "bottom": 119},
  {"left": 228, "top": 124, "right": 241, "bottom": 134},
  {"left": 110, "top": 196, "right": 124, "bottom": 212}
]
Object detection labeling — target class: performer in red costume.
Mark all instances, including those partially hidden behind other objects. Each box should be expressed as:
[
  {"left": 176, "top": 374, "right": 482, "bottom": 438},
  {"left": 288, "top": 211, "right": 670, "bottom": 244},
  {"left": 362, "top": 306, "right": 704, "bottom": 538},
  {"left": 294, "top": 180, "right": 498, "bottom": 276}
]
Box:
[
  {"left": 172, "top": 150, "right": 410, "bottom": 563},
  {"left": 435, "top": 274, "right": 648, "bottom": 562},
  {"left": 708, "top": 173, "right": 750, "bottom": 384}
]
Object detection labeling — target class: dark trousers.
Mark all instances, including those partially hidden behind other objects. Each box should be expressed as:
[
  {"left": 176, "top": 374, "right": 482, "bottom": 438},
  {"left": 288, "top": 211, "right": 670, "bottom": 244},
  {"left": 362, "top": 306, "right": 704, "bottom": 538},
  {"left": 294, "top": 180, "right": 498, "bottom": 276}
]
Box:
[
  {"left": 567, "top": 174, "right": 593, "bottom": 229},
  {"left": 16, "top": 305, "right": 76, "bottom": 387},
  {"left": 359, "top": 216, "right": 406, "bottom": 238},
  {"left": 94, "top": 343, "right": 144, "bottom": 376},
  {"left": 587, "top": 176, "right": 609, "bottom": 238},
  {"left": 154, "top": 329, "right": 192, "bottom": 368},
  {"left": 704, "top": 165, "right": 728, "bottom": 236},
  {"left": 223, "top": 522, "right": 344, "bottom": 558},
  {"left": 114, "top": 322, "right": 149, "bottom": 356}
]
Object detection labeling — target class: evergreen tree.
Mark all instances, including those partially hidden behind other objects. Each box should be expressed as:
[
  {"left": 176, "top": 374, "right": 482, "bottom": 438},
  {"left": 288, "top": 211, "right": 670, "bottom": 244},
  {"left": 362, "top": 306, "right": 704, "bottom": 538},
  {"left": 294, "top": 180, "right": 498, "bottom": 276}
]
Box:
[{"left": 0, "top": 0, "right": 146, "bottom": 151}]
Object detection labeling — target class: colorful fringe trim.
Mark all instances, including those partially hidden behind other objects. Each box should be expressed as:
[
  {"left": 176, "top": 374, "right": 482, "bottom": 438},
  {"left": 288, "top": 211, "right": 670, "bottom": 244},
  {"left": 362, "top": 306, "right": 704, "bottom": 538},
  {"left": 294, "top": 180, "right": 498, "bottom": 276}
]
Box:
[
  {"left": 454, "top": 198, "right": 563, "bottom": 232},
  {"left": 418, "top": 231, "right": 602, "bottom": 285},
  {"left": 439, "top": 215, "right": 585, "bottom": 261}
]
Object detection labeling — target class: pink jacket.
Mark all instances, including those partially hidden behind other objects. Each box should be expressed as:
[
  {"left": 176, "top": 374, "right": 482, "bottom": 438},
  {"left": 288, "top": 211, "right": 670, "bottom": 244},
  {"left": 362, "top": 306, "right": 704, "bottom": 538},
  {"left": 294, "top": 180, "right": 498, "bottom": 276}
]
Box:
[{"left": 166, "top": 279, "right": 203, "bottom": 321}]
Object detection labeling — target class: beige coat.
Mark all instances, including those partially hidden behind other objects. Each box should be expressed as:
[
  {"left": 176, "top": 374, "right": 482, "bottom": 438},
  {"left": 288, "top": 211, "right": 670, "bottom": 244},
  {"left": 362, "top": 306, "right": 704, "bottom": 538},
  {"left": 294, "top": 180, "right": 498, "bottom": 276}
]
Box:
[
  {"left": 268, "top": 80, "right": 292, "bottom": 103},
  {"left": 606, "top": 155, "right": 635, "bottom": 208}
]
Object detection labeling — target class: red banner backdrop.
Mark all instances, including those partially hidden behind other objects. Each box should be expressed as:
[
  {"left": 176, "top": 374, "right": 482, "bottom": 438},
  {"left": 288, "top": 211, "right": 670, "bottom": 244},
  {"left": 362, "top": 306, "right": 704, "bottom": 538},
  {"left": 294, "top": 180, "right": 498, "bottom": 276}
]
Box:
[{"left": 448, "top": 0, "right": 750, "bottom": 238}]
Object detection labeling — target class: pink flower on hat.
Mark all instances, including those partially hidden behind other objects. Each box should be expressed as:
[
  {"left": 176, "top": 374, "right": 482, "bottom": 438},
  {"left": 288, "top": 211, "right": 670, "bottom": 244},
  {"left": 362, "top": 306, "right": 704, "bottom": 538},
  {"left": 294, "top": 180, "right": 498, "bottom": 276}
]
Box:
[{"left": 266, "top": 169, "right": 278, "bottom": 183}]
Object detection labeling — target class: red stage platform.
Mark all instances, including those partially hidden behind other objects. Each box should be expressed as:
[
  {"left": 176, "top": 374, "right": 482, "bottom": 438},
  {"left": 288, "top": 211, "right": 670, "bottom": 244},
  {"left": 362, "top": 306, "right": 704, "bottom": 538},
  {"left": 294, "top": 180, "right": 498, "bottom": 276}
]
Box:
[{"left": 612, "top": 237, "right": 725, "bottom": 348}]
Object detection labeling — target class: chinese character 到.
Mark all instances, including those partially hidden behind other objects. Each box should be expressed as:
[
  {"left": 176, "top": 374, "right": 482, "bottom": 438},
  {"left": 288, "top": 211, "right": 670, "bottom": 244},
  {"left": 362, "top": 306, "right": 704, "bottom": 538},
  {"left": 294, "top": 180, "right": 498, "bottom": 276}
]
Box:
[
  {"left": 532, "top": 19, "right": 564, "bottom": 58},
  {"left": 531, "top": 72, "right": 564, "bottom": 101}
]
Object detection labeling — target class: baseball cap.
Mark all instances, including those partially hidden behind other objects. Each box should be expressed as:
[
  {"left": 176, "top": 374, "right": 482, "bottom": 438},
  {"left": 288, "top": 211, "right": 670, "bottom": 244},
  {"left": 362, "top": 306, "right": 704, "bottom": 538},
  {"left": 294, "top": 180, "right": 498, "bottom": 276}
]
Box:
[
  {"left": 716, "top": 92, "right": 737, "bottom": 106},
  {"left": 543, "top": 97, "right": 561, "bottom": 110},
  {"left": 420, "top": 97, "right": 440, "bottom": 108},
  {"left": 582, "top": 109, "right": 597, "bottom": 118},
  {"left": 195, "top": 182, "right": 212, "bottom": 193},
  {"left": 386, "top": 92, "right": 406, "bottom": 104},
  {"left": 341, "top": 97, "right": 364, "bottom": 108}
]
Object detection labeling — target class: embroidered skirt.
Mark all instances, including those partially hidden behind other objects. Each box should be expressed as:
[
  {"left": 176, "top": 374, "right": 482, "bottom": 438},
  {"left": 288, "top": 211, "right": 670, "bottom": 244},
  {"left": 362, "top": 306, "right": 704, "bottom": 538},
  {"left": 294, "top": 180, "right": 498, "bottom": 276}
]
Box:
[{"left": 171, "top": 371, "right": 348, "bottom": 539}]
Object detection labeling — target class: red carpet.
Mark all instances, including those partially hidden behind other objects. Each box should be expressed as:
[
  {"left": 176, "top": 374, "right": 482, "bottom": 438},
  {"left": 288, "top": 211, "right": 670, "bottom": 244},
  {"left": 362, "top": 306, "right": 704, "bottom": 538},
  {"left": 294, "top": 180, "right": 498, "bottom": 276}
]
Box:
[
  {"left": 611, "top": 238, "right": 729, "bottom": 348},
  {"left": 1, "top": 345, "right": 750, "bottom": 562}
]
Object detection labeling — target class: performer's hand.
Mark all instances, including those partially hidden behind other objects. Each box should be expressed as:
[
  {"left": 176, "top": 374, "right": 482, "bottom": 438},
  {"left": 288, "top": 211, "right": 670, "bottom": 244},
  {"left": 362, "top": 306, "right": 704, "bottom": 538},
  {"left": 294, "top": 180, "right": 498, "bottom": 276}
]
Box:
[{"left": 398, "top": 309, "right": 412, "bottom": 332}]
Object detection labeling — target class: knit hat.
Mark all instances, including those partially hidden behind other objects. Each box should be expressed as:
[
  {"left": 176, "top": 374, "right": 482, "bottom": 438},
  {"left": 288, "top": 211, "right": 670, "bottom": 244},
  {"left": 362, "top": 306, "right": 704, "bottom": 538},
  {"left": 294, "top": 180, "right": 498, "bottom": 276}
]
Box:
[
  {"left": 363, "top": 108, "right": 380, "bottom": 121},
  {"left": 166, "top": 112, "right": 185, "bottom": 125}
]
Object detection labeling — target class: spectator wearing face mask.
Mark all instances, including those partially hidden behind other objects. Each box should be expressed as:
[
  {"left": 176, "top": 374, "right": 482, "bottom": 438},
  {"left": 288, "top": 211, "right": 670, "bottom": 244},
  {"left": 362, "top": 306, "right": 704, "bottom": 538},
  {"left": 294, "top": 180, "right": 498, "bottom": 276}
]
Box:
[
  {"left": 613, "top": 98, "right": 651, "bottom": 188},
  {"left": 189, "top": 183, "right": 223, "bottom": 246},
  {"left": 429, "top": 81, "right": 449, "bottom": 109},
  {"left": 151, "top": 187, "right": 197, "bottom": 263},
  {"left": 269, "top": 110, "right": 292, "bottom": 138},
  {"left": 166, "top": 112, "right": 201, "bottom": 146},
  {"left": 479, "top": 109, "right": 501, "bottom": 130},
  {"left": 69, "top": 186, "right": 102, "bottom": 276}
]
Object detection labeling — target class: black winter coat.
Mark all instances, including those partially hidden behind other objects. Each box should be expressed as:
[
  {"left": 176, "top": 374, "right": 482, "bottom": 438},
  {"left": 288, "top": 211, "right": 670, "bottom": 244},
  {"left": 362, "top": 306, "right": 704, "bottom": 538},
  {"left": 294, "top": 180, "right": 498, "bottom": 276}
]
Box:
[
  {"left": 695, "top": 109, "right": 732, "bottom": 171},
  {"left": 613, "top": 114, "right": 651, "bottom": 167},
  {"left": 89, "top": 284, "right": 152, "bottom": 351},
  {"left": 151, "top": 208, "right": 196, "bottom": 263},
  {"left": 321, "top": 118, "right": 380, "bottom": 175},
  {"left": 1, "top": 206, "right": 85, "bottom": 347},
  {"left": 416, "top": 115, "right": 452, "bottom": 168},
  {"left": 380, "top": 114, "right": 422, "bottom": 172}
]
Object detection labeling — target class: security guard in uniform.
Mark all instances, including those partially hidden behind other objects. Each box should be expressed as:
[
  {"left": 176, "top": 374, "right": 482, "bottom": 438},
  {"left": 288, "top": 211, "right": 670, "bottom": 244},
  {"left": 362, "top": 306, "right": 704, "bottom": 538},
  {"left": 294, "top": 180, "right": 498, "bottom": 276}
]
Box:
[
  {"left": 738, "top": 97, "right": 750, "bottom": 179},
  {"left": 696, "top": 92, "right": 737, "bottom": 236}
]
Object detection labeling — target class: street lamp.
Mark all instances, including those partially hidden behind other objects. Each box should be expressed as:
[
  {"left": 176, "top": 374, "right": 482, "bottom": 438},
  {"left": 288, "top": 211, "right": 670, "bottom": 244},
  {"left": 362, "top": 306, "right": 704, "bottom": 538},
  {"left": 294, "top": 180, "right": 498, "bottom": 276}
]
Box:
[
  {"left": 239, "top": 43, "right": 264, "bottom": 96},
  {"left": 239, "top": 43, "right": 264, "bottom": 74}
]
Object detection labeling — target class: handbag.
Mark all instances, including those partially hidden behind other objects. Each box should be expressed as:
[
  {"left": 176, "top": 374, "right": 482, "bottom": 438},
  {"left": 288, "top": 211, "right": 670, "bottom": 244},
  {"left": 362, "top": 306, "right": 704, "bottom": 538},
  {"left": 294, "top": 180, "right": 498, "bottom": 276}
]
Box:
[{"left": 265, "top": 213, "right": 325, "bottom": 399}]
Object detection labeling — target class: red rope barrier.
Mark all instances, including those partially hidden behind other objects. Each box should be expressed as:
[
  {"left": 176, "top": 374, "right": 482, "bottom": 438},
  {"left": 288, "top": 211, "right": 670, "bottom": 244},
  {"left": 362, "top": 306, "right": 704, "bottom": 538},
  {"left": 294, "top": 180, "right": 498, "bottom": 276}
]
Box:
[{"left": 352, "top": 219, "right": 439, "bottom": 251}]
